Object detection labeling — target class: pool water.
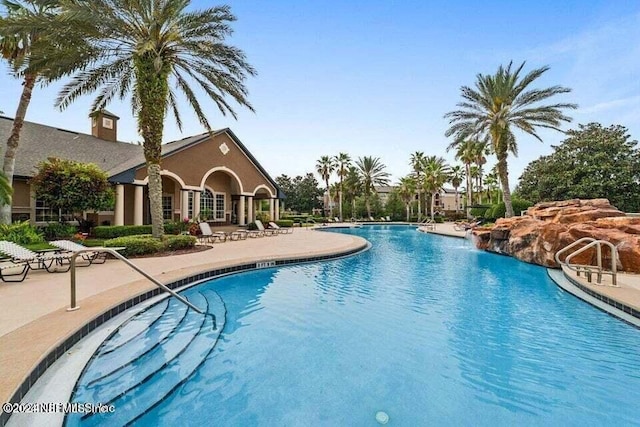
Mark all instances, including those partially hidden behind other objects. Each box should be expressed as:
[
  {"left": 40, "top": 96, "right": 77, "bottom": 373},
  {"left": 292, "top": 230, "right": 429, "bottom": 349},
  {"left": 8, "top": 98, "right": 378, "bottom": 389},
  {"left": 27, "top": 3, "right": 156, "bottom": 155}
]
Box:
[{"left": 70, "top": 226, "right": 640, "bottom": 426}]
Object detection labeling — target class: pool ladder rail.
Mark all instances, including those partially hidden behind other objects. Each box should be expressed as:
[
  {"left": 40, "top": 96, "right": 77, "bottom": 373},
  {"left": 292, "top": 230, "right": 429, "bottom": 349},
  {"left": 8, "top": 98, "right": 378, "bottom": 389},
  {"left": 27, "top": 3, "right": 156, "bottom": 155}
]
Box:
[
  {"left": 66, "top": 248, "right": 205, "bottom": 314},
  {"left": 555, "top": 237, "right": 618, "bottom": 287}
]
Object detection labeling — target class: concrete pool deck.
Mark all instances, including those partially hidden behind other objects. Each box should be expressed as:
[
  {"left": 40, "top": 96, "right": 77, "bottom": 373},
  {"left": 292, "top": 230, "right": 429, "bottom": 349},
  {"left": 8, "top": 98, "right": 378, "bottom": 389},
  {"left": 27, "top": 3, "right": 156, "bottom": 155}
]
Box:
[{"left": 0, "top": 228, "right": 368, "bottom": 413}]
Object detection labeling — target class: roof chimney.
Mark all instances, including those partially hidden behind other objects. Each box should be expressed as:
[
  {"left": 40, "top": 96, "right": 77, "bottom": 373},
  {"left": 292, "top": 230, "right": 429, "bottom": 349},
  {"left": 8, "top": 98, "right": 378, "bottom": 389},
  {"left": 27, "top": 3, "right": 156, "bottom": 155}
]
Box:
[{"left": 90, "top": 110, "right": 119, "bottom": 142}]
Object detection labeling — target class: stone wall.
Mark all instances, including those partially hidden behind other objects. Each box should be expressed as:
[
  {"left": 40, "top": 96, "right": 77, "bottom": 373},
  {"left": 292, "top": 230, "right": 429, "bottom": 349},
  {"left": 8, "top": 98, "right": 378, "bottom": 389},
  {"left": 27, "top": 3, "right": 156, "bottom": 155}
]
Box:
[{"left": 472, "top": 199, "right": 640, "bottom": 272}]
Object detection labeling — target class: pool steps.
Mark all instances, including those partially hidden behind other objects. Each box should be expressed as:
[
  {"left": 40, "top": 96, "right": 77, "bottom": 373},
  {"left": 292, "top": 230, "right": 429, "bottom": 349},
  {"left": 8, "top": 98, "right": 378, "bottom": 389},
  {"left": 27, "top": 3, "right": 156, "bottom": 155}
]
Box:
[{"left": 65, "top": 290, "right": 226, "bottom": 426}]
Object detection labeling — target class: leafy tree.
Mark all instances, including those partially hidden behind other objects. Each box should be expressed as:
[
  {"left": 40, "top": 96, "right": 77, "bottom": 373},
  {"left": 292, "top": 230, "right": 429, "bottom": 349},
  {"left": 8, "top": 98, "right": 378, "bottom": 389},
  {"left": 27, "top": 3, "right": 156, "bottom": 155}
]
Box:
[
  {"left": 355, "top": 156, "right": 390, "bottom": 218},
  {"left": 384, "top": 190, "right": 405, "bottom": 221},
  {"left": 30, "top": 157, "right": 114, "bottom": 218},
  {"left": 275, "top": 173, "right": 323, "bottom": 214},
  {"left": 398, "top": 176, "right": 416, "bottom": 221},
  {"left": 445, "top": 61, "right": 576, "bottom": 217},
  {"left": 449, "top": 138, "right": 476, "bottom": 218},
  {"left": 516, "top": 123, "right": 640, "bottom": 212},
  {"left": 315, "top": 155, "right": 336, "bottom": 217},
  {"left": 333, "top": 152, "right": 351, "bottom": 220},
  {"left": 342, "top": 166, "right": 361, "bottom": 219},
  {"left": 449, "top": 165, "right": 464, "bottom": 213},
  {"left": 422, "top": 156, "right": 450, "bottom": 220},
  {"left": 17, "top": 1, "right": 255, "bottom": 237}
]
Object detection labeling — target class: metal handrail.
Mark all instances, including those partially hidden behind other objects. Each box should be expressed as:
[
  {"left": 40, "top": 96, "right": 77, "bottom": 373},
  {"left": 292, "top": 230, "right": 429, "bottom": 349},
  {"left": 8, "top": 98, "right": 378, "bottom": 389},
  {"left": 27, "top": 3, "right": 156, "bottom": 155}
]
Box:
[
  {"left": 555, "top": 239, "right": 618, "bottom": 286},
  {"left": 66, "top": 248, "right": 203, "bottom": 313}
]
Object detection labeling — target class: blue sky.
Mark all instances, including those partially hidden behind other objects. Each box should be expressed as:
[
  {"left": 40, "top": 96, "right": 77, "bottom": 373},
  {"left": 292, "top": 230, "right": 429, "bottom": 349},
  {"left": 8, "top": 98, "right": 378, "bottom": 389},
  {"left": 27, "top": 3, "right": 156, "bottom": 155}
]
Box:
[{"left": 1, "top": 0, "right": 639, "bottom": 188}]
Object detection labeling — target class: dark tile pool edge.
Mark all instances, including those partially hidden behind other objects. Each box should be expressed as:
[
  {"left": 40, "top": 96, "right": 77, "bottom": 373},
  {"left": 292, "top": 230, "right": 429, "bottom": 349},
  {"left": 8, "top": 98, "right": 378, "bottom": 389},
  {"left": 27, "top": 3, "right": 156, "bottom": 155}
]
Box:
[
  {"left": 1, "top": 242, "right": 369, "bottom": 427},
  {"left": 547, "top": 269, "right": 640, "bottom": 329}
]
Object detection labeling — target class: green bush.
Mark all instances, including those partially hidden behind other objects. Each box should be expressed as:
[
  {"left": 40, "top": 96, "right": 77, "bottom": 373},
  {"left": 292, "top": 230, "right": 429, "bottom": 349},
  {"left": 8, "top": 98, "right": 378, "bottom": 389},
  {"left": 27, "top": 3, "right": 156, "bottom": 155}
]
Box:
[
  {"left": 40, "top": 222, "right": 77, "bottom": 240},
  {"left": 247, "top": 222, "right": 258, "bottom": 230},
  {"left": 485, "top": 199, "right": 533, "bottom": 220},
  {"left": 275, "top": 220, "right": 294, "bottom": 227},
  {"left": 434, "top": 216, "right": 445, "bottom": 223},
  {"left": 0, "top": 221, "right": 45, "bottom": 244},
  {"left": 104, "top": 235, "right": 164, "bottom": 256},
  {"left": 93, "top": 225, "right": 152, "bottom": 239},
  {"left": 469, "top": 205, "right": 492, "bottom": 218},
  {"left": 165, "top": 235, "right": 196, "bottom": 250}
]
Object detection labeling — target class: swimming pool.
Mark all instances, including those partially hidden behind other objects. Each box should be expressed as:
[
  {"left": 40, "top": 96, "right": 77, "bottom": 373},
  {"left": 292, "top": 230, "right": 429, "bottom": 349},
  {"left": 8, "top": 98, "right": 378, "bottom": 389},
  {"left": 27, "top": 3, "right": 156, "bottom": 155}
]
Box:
[{"left": 68, "top": 225, "right": 640, "bottom": 425}]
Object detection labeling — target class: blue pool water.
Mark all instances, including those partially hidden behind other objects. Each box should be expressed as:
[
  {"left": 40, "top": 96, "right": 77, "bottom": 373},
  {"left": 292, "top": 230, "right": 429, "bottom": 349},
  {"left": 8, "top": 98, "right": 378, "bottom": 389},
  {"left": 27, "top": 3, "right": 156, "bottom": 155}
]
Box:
[{"left": 68, "top": 226, "right": 640, "bottom": 426}]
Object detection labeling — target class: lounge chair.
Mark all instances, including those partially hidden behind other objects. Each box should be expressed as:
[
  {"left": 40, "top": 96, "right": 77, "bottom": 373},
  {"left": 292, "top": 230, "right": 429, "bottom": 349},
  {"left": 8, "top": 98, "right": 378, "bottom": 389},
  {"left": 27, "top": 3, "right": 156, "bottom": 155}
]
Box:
[
  {"left": 334, "top": 217, "right": 341, "bottom": 222},
  {"left": 420, "top": 219, "right": 436, "bottom": 230},
  {"left": 254, "top": 220, "right": 278, "bottom": 236},
  {"left": 268, "top": 221, "right": 294, "bottom": 234},
  {"left": 226, "top": 230, "right": 248, "bottom": 241},
  {"left": 453, "top": 220, "right": 481, "bottom": 231},
  {"left": 198, "top": 222, "right": 228, "bottom": 244},
  {"left": 50, "top": 240, "right": 107, "bottom": 266},
  {"left": 0, "top": 241, "right": 71, "bottom": 280},
  {"left": 385, "top": 216, "right": 391, "bottom": 221}
]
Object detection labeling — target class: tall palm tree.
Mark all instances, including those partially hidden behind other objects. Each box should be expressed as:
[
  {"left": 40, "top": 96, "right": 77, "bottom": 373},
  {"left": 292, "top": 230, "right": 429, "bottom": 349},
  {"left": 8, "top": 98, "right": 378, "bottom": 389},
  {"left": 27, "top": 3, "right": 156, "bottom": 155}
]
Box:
[
  {"left": 422, "top": 156, "right": 450, "bottom": 220},
  {"left": 449, "top": 165, "right": 464, "bottom": 213},
  {"left": 20, "top": 1, "right": 256, "bottom": 237},
  {"left": 445, "top": 61, "right": 576, "bottom": 217},
  {"left": 343, "top": 165, "right": 361, "bottom": 219},
  {"left": 355, "top": 156, "right": 390, "bottom": 218},
  {"left": 410, "top": 151, "right": 425, "bottom": 220},
  {"left": 484, "top": 171, "right": 499, "bottom": 204},
  {"left": 0, "top": 0, "right": 61, "bottom": 223},
  {"left": 449, "top": 138, "right": 476, "bottom": 218},
  {"left": 316, "top": 155, "right": 336, "bottom": 217},
  {"left": 472, "top": 140, "right": 489, "bottom": 203},
  {"left": 333, "top": 152, "right": 351, "bottom": 220},
  {"left": 398, "top": 175, "right": 416, "bottom": 222}
]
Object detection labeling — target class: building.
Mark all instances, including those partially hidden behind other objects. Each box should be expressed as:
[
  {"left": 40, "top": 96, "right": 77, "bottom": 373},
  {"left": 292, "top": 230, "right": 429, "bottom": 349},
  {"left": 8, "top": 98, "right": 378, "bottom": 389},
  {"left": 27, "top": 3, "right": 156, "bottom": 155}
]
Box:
[
  {"left": 0, "top": 111, "right": 284, "bottom": 226},
  {"left": 375, "top": 185, "right": 463, "bottom": 213}
]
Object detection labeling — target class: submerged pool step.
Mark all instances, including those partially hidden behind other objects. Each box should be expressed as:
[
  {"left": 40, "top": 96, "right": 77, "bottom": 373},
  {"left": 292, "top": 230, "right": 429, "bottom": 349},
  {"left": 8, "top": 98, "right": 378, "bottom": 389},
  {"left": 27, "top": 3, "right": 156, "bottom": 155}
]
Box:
[{"left": 66, "top": 290, "right": 226, "bottom": 427}]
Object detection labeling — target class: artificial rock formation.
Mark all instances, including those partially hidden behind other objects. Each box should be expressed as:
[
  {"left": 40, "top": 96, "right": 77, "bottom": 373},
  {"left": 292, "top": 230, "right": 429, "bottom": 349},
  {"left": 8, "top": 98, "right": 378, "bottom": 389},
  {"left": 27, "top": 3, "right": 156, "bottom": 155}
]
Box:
[{"left": 472, "top": 199, "right": 640, "bottom": 273}]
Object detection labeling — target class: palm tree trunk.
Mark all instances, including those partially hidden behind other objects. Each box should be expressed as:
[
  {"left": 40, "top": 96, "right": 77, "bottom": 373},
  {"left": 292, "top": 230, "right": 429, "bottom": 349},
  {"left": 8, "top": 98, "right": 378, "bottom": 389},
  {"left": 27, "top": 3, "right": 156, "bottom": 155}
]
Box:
[
  {"left": 339, "top": 179, "right": 343, "bottom": 220},
  {"left": 465, "top": 163, "right": 472, "bottom": 219},
  {"left": 406, "top": 204, "right": 410, "bottom": 222},
  {"left": 365, "top": 193, "right": 371, "bottom": 218},
  {"left": 430, "top": 192, "right": 436, "bottom": 220},
  {"left": 136, "top": 57, "right": 169, "bottom": 238},
  {"left": 496, "top": 155, "right": 514, "bottom": 217},
  {"left": 0, "top": 73, "right": 37, "bottom": 224},
  {"left": 325, "top": 179, "right": 330, "bottom": 217},
  {"left": 454, "top": 185, "right": 459, "bottom": 213}
]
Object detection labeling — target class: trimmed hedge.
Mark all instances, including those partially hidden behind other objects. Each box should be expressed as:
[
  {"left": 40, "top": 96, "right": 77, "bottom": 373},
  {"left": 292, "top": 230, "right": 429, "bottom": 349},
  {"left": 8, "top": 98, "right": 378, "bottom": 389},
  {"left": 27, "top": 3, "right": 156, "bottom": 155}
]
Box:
[
  {"left": 274, "top": 220, "right": 294, "bottom": 227},
  {"left": 485, "top": 199, "right": 533, "bottom": 220},
  {"left": 104, "top": 234, "right": 196, "bottom": 256},
  {"left": 94, "top": 225, "right": 152, "bottom": 239}
]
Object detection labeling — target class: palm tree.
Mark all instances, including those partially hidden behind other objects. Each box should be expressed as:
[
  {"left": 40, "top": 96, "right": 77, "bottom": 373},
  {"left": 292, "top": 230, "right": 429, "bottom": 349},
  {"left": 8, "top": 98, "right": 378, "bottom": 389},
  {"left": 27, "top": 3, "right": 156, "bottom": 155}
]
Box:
[
  {"left": 469, "top": 165, "right": 480, "bottom": 204},
  {"left": 449, "top": 165, "right": 464, "bottom": 213},
  {"left": 445, "top": 61, "right": 576, "bottom": 217},
  {"left": 333, "top": 152, "right": 351, "bottom": 220},
  {"left": 449, "top": 138, "right": 476, "bottom": 218},
  {"left": 472, "top": 140, "right": 489, "bottom": 203},
  {"left": 316, "top": 155, "right": 336, "bottom": 217},
  {"left": 422, "top": 156, "right": 450, "bottom": 220},
  {"left": 410, "top": 151, "right": 425, "bottom": 220},
  {"left": 0, "top": 0, "right": 61, "bottom": 223},
  {"left": 20, "top": 1, "right": 256, "bottom": 237},
  {"left": 484, "top": 171, "right": 499, "bottom": 204},
  {"left": 342, "top": 166, "right": 361, "bottom": 219},
  {"left": 398, "top": 176, "right": 416, "bottom": 222},
  {"left": 355, "top": 156, "right": 390, "bottom": 218}
]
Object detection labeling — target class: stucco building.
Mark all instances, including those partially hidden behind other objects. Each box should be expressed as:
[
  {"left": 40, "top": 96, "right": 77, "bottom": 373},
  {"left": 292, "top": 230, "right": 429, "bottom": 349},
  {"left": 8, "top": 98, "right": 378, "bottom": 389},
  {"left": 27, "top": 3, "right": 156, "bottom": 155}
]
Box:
[{"left": 0, "top": 111, "right": 283, "bottom": 226}]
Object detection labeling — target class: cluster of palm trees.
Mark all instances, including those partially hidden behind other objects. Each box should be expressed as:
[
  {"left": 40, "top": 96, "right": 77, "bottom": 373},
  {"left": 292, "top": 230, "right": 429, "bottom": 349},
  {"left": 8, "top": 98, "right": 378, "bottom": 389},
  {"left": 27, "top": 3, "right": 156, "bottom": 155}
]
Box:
[
  {"left": 1, "top": 0, "right": 255, "bottom": 237},
  {"left": 316, "top": 153, "right": 390, "bottom": 219}
]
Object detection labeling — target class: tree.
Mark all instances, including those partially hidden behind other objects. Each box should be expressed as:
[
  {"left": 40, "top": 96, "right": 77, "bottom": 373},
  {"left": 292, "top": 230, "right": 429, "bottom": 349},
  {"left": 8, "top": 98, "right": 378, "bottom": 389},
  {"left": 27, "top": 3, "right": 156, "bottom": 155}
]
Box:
[
  {"left": 22, "top": 1, "right": 255, "bottom": 237},
  {"left": 334, "top": 152, "right": 351, "bottom": 220},
  {"left": 0, "top": 170, "right": 12, "bottom": 206},
  {"left": 398, "top": 176, "right": 416, "bottom": 221},
  {"left": 0, "top": 0, "right": 62, "bottom": 224},
  {"left": 516, "top": 123, "right": 640, "bottom": 212},
  {"left": 449, "top": 138, "right": 476, "bottom": 218},
  {"left": 355, "top": 156, "right": 389, "bottom": 218},
  {"left": 384, "top": 190, "right": 404, "bottom": 221},
  {"left": 410, "top": 151, "right": 425, "bottom": 220},
  {"left": 484, "top": 171, "right": 499, "bottom": 204},
  {"left": 315, "top": 155, "right": 336, "bottom": 217},
  {"left": 449, "top": 165, "right": 464, "bottom": 213},
  {"left": 422, "top": 156, "right": 450, "bottom": 220},
  {"left": 445, "top": 61, "right": 576, "bottom": 217},
  {"left": 29, "top": 157, "right": 114, "bottom": 218},
  {"left": 275, "top": 173, "right": 323, "bottom": 214},
  {"left": 342, "top": 166, "right": 361, "bottom": 219}
]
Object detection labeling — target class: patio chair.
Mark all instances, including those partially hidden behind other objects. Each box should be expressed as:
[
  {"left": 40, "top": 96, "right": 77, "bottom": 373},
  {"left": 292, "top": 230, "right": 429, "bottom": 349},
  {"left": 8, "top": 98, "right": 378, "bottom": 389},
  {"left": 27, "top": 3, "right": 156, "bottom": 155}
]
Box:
[
  {"left": 420, "top": 219, "right": 436, "bottom": 230},
  {"left": 385, "top": 216, "right": 391, "bottom": 221},
  {"left": 0, "top": 253, "right": 30, "bottom": 282},
  {"left": 198, "top": 223, "right": 228, "bottom": 244},
  {"left": 226, "top": 230, "right": 248, "bottom": 241},
  {"left": 254, "top": 220, "right": 278, "bottom": 236},
  {"left": 50, "top": 240, "right": 107, "bottom": 266},
  {"left": 453, "top": 220, "right": 481, "bottom": 231},
  {"left": 0, "top": 240, "right": 71, "bottom": 277},
  {"left": 268, "top": 221, "right": 294, "bottom": 234}
]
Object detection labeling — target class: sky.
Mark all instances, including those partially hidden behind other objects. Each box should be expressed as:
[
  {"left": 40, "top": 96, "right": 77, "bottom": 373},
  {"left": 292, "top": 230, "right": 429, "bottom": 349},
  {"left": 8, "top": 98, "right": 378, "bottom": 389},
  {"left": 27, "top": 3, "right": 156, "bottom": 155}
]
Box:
[{"left": 1, "top": 0, "right": 639, "bottom": 189}]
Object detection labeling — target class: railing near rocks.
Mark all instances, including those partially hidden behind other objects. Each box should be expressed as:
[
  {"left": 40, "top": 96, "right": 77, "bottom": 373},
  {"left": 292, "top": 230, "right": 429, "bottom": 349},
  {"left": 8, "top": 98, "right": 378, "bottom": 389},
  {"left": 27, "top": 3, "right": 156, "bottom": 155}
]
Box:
[{"left": 555, "top": 237, "right": 618, "bottom": 286}]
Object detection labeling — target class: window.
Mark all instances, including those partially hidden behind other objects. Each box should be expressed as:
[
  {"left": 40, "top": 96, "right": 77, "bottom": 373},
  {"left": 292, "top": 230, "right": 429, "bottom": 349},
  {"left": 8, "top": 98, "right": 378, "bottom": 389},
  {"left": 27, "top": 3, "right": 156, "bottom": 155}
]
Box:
[
  {"left": 215, "top": 194, "right": 225, "bottom": 220},
  {"left": 188, "top": 191, "right": 194, "bottom": 219},
  {"left": 162, "top": 195, "right": 173, "bottom": 221},
  {"left": 102, "top": 117, "right": 113, "bottom": 129},
  {"left": 35, "top": 199, "right": 73, "bottom": 222},
  {"left": 201, "top": 189, "right": 225, "bottom": 221}
]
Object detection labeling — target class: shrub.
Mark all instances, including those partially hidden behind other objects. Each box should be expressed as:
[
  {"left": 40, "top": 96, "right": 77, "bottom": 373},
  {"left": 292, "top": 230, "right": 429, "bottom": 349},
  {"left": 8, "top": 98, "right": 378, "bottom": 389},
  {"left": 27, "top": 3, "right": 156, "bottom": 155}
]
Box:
[
  {"left": 40, "top": 222, "right": 77, "bottom": 240},
  {"left": 0, "top": 221, "right": 45, "bottom": 244},
  {"left": 434, "top": 216, "right": 445, "bottom": 223},
  {"left": 469, "top": 205, "right": 492, "bottom": 218},
  {"left": 486, "top": 199, "right": 533, "bottom": 220},
  {"left": 274, "top": 220, "right": 294, "bottom": 227},
  {"left": 247, "top": 222, "right": 258, "bottom": 230},
  {"left": 104, "top": 235, "right": 163, "bottom": 256},
  {"left": 93, "top": 225, "right": 152, "bottom": 239},
  {"left": 165, "top": 235, "right": 196, "bottom": 250}
]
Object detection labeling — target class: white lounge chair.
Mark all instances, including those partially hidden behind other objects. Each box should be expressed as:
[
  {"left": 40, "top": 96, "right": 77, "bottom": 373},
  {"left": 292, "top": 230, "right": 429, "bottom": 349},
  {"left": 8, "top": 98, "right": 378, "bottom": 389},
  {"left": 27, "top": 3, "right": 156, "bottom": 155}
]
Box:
[
  {"left": 0, "top": 240, "right": 71, "bottom": 278},
  {"left": 385, "top": 216, "right": 391, "bottom": 221},
  {"left": 254, "top": 220, "right": 278, "bottom": 236},
  {"left": 268, "top": 221, "right": 293, "bottom": 234},
  {"left": 50, "top": 240, "right": 108, "bottom": 265},
  {"left": 198, "top": 222, "right": 228, "bottom": 243}
]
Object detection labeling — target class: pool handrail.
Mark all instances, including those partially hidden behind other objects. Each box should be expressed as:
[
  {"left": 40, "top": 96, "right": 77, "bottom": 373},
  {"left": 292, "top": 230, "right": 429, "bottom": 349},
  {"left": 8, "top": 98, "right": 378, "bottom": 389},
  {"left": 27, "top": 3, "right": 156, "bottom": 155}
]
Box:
[
  {"left": 555, "top": 238, "right": 618, "bottom": 286},
  {"left": 67, "top": 248, "right": 204, "bottom": 314}
]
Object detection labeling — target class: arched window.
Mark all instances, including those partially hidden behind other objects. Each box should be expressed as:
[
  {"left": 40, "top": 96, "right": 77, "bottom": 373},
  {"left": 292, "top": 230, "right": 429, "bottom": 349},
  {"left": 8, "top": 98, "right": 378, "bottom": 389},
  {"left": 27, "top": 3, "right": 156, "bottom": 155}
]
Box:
[{"left": 201, "top": 189, "right": 226, "bottom": 221}]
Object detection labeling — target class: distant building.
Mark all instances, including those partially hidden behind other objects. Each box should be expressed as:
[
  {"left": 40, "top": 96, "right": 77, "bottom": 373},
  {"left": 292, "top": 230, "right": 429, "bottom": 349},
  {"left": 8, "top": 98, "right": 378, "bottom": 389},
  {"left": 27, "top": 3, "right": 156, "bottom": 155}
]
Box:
[{"left": 375, "top": 185, "right": 463, "bottom": 213}]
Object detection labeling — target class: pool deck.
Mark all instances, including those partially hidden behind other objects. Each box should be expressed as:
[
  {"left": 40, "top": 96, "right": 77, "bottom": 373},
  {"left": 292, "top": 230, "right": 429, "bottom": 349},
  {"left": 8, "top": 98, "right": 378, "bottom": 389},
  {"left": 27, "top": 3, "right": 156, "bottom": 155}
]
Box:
[{"left": 0, "top": 229, "right": 367, "bottom": 412}]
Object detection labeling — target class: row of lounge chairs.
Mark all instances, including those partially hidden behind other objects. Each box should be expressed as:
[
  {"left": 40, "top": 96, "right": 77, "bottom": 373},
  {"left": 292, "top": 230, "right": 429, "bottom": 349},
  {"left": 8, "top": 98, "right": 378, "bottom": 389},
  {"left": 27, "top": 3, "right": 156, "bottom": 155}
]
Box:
[
  {"left": 197, "top": 220, "right": 293, "bottom": 244},
  {"left": 0, "top": 240, "right": 107, "bottom": 283}
]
